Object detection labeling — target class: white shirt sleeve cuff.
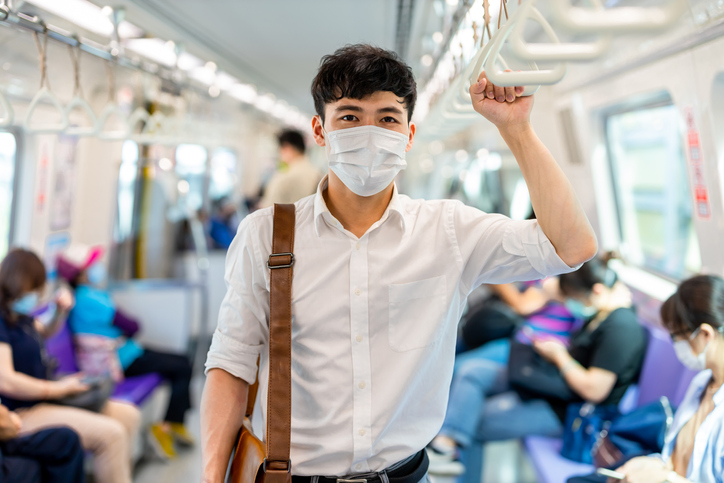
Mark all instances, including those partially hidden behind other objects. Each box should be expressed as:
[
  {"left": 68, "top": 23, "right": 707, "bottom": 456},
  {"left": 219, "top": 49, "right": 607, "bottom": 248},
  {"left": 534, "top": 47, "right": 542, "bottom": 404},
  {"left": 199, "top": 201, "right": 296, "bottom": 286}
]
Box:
[
  {"left": 503, "top": 221, "right": 582, "bottom": 277},
  {"left": 204, "top": 330, "right": 262, "bottom": 385}
]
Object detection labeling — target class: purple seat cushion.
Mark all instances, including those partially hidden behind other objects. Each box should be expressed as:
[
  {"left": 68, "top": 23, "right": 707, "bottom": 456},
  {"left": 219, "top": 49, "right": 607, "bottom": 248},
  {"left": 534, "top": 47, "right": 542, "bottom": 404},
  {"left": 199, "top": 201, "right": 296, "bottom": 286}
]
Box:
[
  {"left": 45, "top": 324, "right": 80, "bottom": 374},
  {"left": 46, "top": 325, "right": 163, "bottom": 407},
  {"left": 524, "top": 436, "right": 594, "bottom": 483},
  {"left": 112, "top": 373, "right": 164, "bottom": 406}
]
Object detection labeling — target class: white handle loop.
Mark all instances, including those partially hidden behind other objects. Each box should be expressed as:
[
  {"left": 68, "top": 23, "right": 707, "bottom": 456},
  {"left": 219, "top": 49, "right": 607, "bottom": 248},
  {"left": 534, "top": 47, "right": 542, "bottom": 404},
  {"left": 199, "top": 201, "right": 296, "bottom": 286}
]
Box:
[
  {"left": 134, "top": 111, "right": 165, "bottom": 144},
  {"left": 64, "top": 96, "right": 99, "bottom": 137},
  {"left": 484, "top": 1, "right": 567, "bottom": 87},
  {"left": 97, "top": 103, "right": 129, "bottom": 141},
  {"left": 0, "top": 89, "right": 14, "bottom": 128},
  {"left": 510, "top": 0, "right": 612, "bottom": 61},
  {"left": 550, "top": 0, "right": 687, "bottom": 33},
  {"left": 24, "top": 87, "right": 70, "bottom": 134}
]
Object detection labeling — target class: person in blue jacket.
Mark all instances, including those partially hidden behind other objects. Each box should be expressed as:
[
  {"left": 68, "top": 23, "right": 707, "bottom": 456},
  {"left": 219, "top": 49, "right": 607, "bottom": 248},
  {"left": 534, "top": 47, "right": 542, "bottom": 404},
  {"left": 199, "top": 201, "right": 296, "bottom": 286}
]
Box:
[{"left": 57, "top": 245, "right": 194, "bottom": 460}]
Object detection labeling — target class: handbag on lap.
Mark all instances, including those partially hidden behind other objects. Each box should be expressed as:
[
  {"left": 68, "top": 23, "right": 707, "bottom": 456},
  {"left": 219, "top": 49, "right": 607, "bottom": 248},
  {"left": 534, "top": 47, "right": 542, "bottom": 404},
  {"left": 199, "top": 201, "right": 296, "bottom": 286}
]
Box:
[{"left": 230, "top": 203, "right": 295, "bottom": 483}]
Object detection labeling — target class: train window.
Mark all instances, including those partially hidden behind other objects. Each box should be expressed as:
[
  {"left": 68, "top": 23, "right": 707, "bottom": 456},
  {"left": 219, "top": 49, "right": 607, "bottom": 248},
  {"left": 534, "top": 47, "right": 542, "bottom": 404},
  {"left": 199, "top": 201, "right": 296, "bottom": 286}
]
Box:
[
  {"left": 605, "top": 102, "right": 701, "bottom": 280},
  {"left": 0, "top": 132, "right": 17, "bottom": 258},
  {"left": 175, "top": 144, "right": 208, "bottom": 211},
  {"left": 208, "top": 147, "right": 238, "bottom": 200},
  {"left": 117, "top": 141, "right": 139, "bottom": 241}
]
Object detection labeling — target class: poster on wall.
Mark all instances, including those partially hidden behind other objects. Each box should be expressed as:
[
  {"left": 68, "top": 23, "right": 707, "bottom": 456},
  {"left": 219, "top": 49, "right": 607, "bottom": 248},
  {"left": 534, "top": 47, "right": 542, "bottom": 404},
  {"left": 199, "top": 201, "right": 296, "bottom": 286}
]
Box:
[
  {"left": 35, "top": 142, "right": 50, "bottom": 214},
  {"left": 50, "top": 135, "right": 78, "bottom": 230},
  {"left": 684, "top": 107, "right": 711, "bottom": 220},
  {"left": 43, "top": 232, "right": 70, "bottom": 282}
]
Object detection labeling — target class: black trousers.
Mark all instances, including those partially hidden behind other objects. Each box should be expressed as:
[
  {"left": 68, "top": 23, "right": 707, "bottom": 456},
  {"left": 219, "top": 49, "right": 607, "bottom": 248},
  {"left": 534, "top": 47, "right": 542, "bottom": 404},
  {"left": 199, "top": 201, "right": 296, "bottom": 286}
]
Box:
[
  {"left": 1, "top": 427, "right": 85, "bottom": 483},
  {"left": 125, "top": 349, "right": 192, "bottom": 423}
]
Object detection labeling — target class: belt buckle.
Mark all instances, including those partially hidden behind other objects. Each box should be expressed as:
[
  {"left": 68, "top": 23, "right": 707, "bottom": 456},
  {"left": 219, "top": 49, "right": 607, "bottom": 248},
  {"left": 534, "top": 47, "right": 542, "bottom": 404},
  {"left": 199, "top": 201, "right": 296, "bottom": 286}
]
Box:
[{"left": 336, "top": 479, "right": 367, "bottom": 483}]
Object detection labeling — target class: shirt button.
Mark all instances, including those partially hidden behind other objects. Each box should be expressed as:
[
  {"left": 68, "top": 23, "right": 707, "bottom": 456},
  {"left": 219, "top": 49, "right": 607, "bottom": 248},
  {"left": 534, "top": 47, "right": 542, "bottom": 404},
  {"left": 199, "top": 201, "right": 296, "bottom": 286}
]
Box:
[
  {"left": 358, "top": 429, "right": 366, "bottom": 436},
  {"left": 355, "top": 288, "right": 361, "bottom": 296},
  {"left": 355, "top": 464, "right": 362, "bottom": 471},
  {"left": 356, "top": 243, "right": 360, "bottom": 250},
  {"left": 356, "top": 335, "right": 363, "bottom": 342},
  {"left": 358, "top": 381, "right": 366, "bottom": 389}
]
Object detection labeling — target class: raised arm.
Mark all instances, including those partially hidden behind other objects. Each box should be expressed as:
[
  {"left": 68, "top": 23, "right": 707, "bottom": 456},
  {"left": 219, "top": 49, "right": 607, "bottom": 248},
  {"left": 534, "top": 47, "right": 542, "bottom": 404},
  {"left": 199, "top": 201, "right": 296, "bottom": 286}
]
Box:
[
  {"left": 201, "top": 368, "right": 248, "bottom": 483},
  {"left": 469, "top": 71, "right": 597, "bottom": 267}
]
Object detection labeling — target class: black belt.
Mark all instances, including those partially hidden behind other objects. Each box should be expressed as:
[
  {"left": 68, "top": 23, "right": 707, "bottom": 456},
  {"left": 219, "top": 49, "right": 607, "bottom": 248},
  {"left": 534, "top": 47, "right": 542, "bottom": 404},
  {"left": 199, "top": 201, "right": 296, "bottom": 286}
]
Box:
[{"left": 292, "top": 449, "right": 428, "bottom": 483}]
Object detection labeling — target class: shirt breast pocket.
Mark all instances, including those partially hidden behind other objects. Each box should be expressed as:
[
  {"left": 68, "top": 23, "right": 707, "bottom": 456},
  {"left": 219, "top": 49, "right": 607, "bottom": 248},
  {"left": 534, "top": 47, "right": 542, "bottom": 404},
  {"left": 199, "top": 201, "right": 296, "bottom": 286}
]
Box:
[{"left": 388, "top": 275, "right": 448, "bottom": 352}]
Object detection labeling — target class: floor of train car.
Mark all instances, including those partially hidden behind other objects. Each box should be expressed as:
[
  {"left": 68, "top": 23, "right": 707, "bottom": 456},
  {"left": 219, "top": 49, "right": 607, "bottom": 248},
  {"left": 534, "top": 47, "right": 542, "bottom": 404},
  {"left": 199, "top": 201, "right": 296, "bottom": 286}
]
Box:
[{"left": 133, "top": 376, "right": 538, "bottom": 483}]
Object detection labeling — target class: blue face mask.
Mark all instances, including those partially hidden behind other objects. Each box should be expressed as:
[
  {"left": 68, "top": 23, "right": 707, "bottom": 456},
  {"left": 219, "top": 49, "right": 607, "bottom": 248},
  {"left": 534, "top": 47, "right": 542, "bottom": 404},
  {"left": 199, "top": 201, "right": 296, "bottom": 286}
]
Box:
[
  {"left": 86, "top": 263, "right": 107, "bottom": 286},
  {"left": 12, "top": 292, "right": 40, "bottom": 316},
  {"left": 564, "top": 299, "right": 598, "bottom": 320}
]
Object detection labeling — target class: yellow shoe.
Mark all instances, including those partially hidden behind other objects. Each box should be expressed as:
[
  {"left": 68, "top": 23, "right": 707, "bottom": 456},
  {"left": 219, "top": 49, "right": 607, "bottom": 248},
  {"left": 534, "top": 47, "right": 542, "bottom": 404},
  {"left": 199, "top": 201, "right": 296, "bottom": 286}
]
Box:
[
  {"left": 169, "top": 423, "right": 196, "bottom": 447},
  {"left": 149, "top": 424, "right": 176, "bottom": 460}
]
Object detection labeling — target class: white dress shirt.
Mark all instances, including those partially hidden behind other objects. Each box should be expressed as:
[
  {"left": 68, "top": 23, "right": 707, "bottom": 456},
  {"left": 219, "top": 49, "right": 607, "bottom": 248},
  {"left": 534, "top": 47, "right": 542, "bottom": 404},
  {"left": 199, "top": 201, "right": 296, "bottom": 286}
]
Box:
[
  {"left": 659, "top": 370, "right": 724, "bottom": 483},
  {"left": 205, "top": 176, "right": 575, "bottom": 476}
]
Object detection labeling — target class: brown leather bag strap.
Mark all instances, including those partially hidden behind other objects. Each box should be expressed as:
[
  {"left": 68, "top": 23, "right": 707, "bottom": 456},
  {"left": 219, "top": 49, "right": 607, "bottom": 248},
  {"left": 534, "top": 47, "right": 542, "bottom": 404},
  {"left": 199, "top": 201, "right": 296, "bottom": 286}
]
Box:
[{"left": 264, "top": 203, "right": 295, "bottom": 483}]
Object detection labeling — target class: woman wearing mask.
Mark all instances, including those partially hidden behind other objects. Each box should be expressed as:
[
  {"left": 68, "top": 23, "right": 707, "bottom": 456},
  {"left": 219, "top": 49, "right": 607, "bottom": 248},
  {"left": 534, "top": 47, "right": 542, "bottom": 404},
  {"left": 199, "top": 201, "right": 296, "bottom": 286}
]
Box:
[
  {"left": 0, "top": 248, "right": 140, "bottom": 483},
  {"left": 429, "top": 258, "right": 646, "bottom": 476},
  {"left": 58, "top": 244, "right": 194, "bottom": 460},
  {"left": 612, "top": 275, "right": 724, "bottom": 483}
]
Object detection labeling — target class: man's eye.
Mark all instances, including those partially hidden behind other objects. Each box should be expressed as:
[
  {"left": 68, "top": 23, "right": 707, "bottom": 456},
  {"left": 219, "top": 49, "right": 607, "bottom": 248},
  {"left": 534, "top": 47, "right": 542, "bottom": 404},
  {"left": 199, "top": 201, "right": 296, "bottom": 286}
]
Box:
[
  {"left": 341, "top": 115, "right": 358, "bottom": 121},
  {"left": 381, "top": 117, "right": 398, "bottom": 123}
]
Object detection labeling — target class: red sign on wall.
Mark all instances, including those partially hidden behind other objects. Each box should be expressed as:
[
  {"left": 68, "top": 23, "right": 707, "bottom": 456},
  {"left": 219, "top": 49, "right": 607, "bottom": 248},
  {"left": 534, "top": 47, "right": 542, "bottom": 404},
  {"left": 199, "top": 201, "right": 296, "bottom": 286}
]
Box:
[{"left": 685, "top": 107, "right": 711, "bottom": 220}]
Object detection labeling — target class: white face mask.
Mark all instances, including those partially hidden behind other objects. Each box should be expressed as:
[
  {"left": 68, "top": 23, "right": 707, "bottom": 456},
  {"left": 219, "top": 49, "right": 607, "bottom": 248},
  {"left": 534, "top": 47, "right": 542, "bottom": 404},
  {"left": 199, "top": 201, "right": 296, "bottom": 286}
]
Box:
[
  {"left": 673, "top": 327, "right": 709, "bottom": 371},
  {"left": 322, "top": 124, "right": 409, "bottom": 197}
]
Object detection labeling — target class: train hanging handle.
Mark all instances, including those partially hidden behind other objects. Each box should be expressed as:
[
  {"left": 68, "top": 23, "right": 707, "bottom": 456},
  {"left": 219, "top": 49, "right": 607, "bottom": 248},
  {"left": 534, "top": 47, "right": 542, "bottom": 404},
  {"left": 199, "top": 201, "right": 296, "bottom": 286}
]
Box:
[
  {"left": 483, "top": 0, "right": 567, "bottom": 88},
  {"left": 24, "top": 32, "right": 70, "bottom": 134},
  {"left": 550, "top": 0, "right": 687, "bottom": 33},
  {"left": 64, "top": 44, "right": 99, "bottom": 137},
  {"left": 510, "top": 0, "right": 612, "bottom": 62}
]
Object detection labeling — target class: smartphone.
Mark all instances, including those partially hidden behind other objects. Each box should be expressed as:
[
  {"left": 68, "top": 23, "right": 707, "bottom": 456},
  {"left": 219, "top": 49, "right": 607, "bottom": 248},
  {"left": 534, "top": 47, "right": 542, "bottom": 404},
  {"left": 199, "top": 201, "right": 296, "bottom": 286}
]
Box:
[{"left": 596, "top": 468, "right": 625, "bottom": 480}]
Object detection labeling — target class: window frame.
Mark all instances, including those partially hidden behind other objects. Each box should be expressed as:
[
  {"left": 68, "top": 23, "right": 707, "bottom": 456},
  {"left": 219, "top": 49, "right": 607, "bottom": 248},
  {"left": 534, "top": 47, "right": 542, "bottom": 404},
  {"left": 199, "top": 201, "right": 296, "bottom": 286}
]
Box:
[
  {"left": 601, "top": 93, "right": 700, "bottom": 282},
  {"left": 0, "top": 128, "right": 21, "bottom": 253}
]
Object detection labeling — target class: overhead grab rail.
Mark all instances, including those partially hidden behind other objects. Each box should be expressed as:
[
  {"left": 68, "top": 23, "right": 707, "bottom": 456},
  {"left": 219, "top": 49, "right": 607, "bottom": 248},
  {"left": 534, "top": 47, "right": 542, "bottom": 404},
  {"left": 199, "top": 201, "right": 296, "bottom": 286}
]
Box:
[
  {"left": 509, "top": 0, "right": 612, "bottom": 62},
  {"left": 64, "top": 42, "right": 99, "bottom": 137},
  {"left": 24, "top": 30, "right": 69, "bottom": 134},
  {"left": 550, "top": 0, "right": 687, "bottom": 33},
  {"left": 97, "top": 61, "right": 129, "bottom": 141}
]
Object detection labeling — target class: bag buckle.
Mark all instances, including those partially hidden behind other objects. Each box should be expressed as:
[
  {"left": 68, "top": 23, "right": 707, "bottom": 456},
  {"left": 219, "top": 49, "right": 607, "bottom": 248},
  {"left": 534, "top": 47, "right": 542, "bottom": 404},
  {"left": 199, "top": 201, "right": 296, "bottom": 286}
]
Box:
[
  {"left": 267, "top": 252, "right": 295, "bottom": 270},
  {"left": 262, "top": 458, "right": 291, "bottom": 473},
  {"left": 337, "top": 480, "right": 367, "bottom": 483}
]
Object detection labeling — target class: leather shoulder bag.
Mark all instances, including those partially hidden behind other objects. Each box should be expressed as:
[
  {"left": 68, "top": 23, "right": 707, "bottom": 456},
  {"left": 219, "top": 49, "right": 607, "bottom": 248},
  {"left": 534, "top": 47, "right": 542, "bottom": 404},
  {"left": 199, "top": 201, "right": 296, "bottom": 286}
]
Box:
[{"left": 230, "top": 203, "right": 295, "bottom": 483}]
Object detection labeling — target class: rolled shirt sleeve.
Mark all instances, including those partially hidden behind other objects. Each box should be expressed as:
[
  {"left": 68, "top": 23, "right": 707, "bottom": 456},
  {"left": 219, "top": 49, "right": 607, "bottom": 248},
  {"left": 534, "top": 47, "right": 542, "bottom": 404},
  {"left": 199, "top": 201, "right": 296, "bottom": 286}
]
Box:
[
  {"left": 205, "top": 215, "right": 270, "bottom": 385},
  {"left": 451, "top": 201, "right": 579, "bottom": 292}
]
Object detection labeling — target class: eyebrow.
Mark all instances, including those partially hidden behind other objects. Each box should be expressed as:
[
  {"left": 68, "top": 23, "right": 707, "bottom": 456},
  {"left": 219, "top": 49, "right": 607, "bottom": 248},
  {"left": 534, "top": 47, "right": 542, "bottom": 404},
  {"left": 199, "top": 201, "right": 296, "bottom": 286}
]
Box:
[{"left": 334, "top": 105, "right": 405, "bottom": 116}]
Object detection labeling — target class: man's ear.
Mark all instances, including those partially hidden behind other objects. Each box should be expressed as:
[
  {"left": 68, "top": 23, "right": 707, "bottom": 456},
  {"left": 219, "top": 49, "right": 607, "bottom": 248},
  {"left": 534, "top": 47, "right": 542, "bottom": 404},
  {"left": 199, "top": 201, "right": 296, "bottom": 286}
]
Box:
[
  {"left": 405, "top": 122, "right": 416, "bottom": 153},
  {"left": 312, "top": 115, "right": 326, "bottom": 147}
]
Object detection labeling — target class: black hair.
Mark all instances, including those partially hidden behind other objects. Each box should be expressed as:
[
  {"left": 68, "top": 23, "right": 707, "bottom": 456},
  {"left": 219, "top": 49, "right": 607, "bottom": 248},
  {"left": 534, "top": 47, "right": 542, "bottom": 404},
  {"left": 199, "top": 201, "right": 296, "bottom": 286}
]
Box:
[
  {"left": 0, "top": 248, "right": 47, "bottom": 323},
  {"left": 559, "top": 254, "right": 618, "bottom": 297},
  {"left": 311, "top": 44, "right": 417, "bottom": 123},
  {"left": 661, "top": 275, "right": 724, "bottom": 335},
  {"left": 277, "top": 130, "right": 306, "bottom": 155}
]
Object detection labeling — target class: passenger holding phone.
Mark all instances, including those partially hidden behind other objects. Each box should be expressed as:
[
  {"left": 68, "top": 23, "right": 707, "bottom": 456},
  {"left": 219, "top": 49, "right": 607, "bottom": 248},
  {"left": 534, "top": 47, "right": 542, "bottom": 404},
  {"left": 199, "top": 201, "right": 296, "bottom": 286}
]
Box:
[
  {"left": 0, "top": 249, "right": 140, "bottom": 483},
  {"left": 609, "top": 275, "right": 724, "bottom": 483}
]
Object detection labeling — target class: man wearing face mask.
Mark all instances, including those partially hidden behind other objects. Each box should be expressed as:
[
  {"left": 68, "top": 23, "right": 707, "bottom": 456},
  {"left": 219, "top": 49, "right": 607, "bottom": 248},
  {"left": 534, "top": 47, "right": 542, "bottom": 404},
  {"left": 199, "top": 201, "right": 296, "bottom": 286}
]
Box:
[{"left": 201, "top": 44, "right": 598, "bottom": 483}]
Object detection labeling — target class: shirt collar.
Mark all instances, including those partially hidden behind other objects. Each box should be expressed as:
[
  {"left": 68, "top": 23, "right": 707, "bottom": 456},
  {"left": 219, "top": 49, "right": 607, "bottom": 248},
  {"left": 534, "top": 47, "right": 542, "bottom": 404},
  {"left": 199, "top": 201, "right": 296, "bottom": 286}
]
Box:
[
  {"left": 689, "top": 369, "right": 724, "bottom": 406},
  {"left": 313, "top": 175, "right": 408, "bottom": 237}
]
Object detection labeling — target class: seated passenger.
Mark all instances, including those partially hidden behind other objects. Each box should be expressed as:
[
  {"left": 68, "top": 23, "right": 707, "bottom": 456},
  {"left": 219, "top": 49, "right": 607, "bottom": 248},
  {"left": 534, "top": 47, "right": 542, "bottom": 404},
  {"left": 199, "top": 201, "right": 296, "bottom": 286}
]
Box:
[
  {"left": 57, "top": 245, "right": 195, "bottom": 460},
  {"left": 0, "top": 248, "right": 140, "bottom": 483},
  {"left": 428, "top": 258, "right": 646, "bottom": 475},
  {"left": 0, "top": 402, "right": 85, "bottom": 483},
  {"left": 611, "top": 275, "right": 724, "bottom": 483},
  {"left": 458, "top": 277, "right": 580, "bottom": 367}
]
